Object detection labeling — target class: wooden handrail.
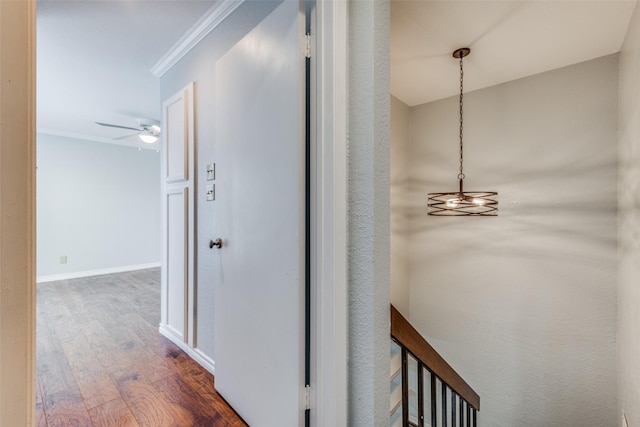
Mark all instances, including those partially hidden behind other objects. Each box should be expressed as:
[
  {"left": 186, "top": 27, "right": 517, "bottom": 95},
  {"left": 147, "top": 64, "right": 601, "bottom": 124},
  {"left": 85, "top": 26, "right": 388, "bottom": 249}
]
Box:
[{"left": 390, "top": 305, "right": 480, "bottom": 410}]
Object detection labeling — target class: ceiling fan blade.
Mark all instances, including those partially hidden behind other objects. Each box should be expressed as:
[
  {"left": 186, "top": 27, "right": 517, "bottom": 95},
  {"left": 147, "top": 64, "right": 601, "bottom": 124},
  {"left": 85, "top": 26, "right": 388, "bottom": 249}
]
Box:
[
  {"left": 112, "top": 132, "right": 140, "bottom": 140},
  {"left": 95, "top": 121, "right": 141, "bottom": 132}
]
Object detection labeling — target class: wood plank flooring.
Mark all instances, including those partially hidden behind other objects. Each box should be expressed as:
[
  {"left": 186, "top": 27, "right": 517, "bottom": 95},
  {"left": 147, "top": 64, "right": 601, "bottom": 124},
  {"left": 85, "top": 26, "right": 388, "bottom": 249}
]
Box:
[{"left": 36, "top": 268, "right": 248, "bottom": 427}]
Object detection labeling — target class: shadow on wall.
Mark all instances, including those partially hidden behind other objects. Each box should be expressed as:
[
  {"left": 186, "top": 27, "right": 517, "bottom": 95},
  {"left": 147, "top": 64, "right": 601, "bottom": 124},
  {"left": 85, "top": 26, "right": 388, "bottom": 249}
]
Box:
[
  {"left": 618, "top": 153, "right": 640, "bottom": 255},
  {"left": 400, "top": 152, "right": 617, "bottom": 253}
]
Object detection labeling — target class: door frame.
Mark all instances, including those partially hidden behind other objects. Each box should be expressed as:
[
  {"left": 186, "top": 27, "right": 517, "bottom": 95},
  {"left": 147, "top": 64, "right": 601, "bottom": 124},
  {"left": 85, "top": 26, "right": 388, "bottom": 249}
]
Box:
[
  {"left": 310, "top": 1, "right": 348, "bottom": 425},
  {"left": 0, "top": 1, "right": 37, "bottom": 426}
]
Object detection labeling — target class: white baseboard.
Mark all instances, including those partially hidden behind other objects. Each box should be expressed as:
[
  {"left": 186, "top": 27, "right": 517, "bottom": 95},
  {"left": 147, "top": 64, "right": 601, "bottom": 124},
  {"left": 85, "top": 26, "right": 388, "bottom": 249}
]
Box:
[
  {"left": 159, "top": 325, "right": 216, "bottom": 375},
  {"left": 191, "top": 348, "right": 216, "bottom": 375},
  {"left": 159, "top": 323, "right": 185, "bottom": 344},
  {"left": 36, "top": 262, "right": 161, "bottom": 283}
]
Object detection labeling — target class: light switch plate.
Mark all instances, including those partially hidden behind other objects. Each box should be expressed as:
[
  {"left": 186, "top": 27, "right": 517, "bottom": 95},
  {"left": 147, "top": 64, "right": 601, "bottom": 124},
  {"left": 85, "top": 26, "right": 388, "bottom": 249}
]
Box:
[
  {"left": 206, "top": 184, "right": 215, "bottom": 201},
  {"left": 206, "top": 163, "right": 215, "bottom": 181}
]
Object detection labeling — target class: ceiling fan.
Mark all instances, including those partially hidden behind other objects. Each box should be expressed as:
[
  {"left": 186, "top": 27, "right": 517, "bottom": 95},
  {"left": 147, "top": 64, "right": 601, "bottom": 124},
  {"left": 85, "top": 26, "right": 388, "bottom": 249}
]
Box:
[{"left": 95, "top": 119, "right": 161, "bottom": 144}]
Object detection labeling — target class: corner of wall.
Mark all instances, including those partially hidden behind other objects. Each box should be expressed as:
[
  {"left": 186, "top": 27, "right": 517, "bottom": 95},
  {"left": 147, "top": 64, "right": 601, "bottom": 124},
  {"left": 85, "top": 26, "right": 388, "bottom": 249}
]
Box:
[{"left": 617, "top": 2, "right": 640, "bottom": 425}]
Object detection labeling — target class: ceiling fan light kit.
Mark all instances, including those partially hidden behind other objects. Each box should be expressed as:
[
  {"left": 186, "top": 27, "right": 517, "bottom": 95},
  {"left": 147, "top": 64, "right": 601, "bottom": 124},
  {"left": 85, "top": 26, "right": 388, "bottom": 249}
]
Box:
[
  {"left": 427, "top": 47, "right": 498, "bottom": 216},
  {"left": 95, "top": 118, "right": 161, "bottom": 144},
  {"left": 139, "top": 133, "right": 159, "bottom": 144}
]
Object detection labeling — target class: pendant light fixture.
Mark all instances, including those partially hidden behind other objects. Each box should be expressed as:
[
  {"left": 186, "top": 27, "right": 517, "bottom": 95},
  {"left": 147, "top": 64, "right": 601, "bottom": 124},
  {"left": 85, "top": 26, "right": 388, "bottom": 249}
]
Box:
[{"left": 427, "top": 48, "right": 498, "bottom": 216}]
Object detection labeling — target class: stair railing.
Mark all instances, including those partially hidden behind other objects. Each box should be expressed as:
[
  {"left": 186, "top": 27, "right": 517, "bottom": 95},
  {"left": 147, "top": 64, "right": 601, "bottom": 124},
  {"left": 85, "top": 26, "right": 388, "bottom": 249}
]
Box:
[{"left": 390, "top": 305, "right": 480, "bottom": 427}]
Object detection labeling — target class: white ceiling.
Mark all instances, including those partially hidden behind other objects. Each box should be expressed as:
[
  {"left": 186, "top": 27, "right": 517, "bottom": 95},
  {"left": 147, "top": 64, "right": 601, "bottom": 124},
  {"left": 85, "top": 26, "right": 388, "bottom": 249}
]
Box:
[
  {"left": 37, "top": 0, "right": 214, "bottom": 144},
  {"left": 37, "top": 0, "right": 638, "bottom": 143},
  {"left": 391, "top": 0, "right": 638, "bottom": 107}
]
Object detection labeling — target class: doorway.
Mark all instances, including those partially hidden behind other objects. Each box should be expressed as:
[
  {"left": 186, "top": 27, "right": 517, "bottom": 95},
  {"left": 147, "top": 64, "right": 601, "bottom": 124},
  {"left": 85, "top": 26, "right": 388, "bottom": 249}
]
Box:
[{"left": 1, "top": 0, "right": 355, "bottom": 425}]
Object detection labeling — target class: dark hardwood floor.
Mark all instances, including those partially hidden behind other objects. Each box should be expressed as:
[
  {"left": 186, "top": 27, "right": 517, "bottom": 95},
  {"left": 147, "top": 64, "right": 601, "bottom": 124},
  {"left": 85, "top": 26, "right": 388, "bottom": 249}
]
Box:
[{"left": 36, "top": 268, "right": 247, "bottom": 427}]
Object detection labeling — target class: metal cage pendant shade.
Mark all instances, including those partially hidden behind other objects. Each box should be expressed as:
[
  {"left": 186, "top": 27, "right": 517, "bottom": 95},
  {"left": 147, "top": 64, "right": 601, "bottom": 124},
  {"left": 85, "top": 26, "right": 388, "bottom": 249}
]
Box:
[{"left": 427, "top": 48, "right": 498, "bottom": 216}]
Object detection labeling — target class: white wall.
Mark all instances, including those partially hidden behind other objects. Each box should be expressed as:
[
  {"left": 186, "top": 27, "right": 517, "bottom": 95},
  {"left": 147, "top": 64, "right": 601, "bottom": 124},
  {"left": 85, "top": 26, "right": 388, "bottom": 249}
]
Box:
[
  {"left": 618, "top": 2, "right": 640, "bottom": 425},
  {"left": 390, "top": 95, "right": 410, "bottom": 315},
  {"left": 398, "top": 55, "right": 618, "bottom": 426},
  {"left": 37, "top": 134, "right": 161, "bottom": 279}
]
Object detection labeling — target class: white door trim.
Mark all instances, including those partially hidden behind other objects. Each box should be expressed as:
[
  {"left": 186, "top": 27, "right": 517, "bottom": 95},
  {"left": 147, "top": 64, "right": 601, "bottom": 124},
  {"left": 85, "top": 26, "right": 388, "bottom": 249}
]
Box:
[{"left": 311, "top": 1, "right": 348, "bottom": 425}]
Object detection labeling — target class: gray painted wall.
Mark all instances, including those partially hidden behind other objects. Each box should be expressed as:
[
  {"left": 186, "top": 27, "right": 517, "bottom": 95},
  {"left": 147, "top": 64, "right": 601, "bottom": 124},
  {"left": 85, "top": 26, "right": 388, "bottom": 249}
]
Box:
[
  {"left": 37, "top": 134, "right": 161, "bottom": 278},
  {"left": 390, "top": 95, "right": 410, "bottom": 316},
  {"left": 618, "top": 3, "right": 640, "bottom": 425},
  {"left": 393, "top": 55, "right": 618, "bottom": 426}
]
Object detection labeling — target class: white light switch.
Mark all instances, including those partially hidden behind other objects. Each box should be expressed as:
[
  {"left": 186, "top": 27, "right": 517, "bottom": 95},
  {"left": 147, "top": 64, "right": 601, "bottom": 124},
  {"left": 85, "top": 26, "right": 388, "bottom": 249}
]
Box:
[
  {"left": 207, "top": 163, "right": 215, "bottom": 181},
  {"left": 206, "top": 184, "right": 215, "bottom": 201}
]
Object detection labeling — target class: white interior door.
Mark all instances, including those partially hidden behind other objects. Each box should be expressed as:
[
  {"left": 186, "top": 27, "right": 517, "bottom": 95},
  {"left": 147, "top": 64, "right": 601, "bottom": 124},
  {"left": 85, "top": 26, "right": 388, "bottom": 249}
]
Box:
[{"left": 213, "top": 2, "right": 305, "bottom": 425}]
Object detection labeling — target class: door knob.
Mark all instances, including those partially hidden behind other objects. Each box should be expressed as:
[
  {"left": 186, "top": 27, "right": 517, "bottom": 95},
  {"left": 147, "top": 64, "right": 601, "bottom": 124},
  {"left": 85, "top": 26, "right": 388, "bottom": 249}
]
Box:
[{"left": 209, "top": 238, "right": 223, "bottom": 249}]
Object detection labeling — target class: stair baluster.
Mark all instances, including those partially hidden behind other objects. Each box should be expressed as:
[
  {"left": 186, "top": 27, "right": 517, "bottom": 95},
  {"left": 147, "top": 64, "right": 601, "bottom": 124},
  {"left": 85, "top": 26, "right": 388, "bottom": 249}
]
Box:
[{"left": 390, "top": 305, "right": 480, "bottom": 427}]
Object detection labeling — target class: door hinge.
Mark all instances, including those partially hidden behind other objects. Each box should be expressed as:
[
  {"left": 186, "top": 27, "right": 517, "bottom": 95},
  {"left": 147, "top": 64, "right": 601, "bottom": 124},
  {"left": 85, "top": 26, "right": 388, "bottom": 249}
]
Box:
[
  {"left": 305, "top": 384, "right": 311, "bottom": 410},
  {"left": 305, "top": 33, "right": 311, "bottom": 59}
]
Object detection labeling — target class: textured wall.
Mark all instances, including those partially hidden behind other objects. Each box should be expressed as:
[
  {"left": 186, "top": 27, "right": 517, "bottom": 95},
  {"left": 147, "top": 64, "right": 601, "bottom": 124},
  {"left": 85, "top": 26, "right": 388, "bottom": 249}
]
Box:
[
  {"left": 390, "top": 95, "right": 410, "bottom": 315},
  {"left": 37, "top": 134, "right": 161, "bottom": 278},
  {"left": 618, "top": 3, "right": 640, "bottom": 425},
  {"left": 406, "top": 56, "right": 618, "bottom": 426},
  {"left": 347, "top": 0, "right": 391, "bottom": 425}
]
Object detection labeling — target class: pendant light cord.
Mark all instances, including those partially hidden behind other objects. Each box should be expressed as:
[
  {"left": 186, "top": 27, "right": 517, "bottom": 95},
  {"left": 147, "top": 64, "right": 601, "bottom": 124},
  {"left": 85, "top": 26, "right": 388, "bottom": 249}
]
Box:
[{"left": 458, "top": 53, "right": 465, "bottom": 193}]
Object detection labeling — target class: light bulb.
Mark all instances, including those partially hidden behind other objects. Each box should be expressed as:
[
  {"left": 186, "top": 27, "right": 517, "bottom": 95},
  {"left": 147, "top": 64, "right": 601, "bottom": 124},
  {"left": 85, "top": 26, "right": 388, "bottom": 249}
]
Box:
[
  {"left": 446, "top": 198, "right": 460, "bottom": 208},
  {"left": 472, "top": 198, "right": 486, "bottom": 206}
]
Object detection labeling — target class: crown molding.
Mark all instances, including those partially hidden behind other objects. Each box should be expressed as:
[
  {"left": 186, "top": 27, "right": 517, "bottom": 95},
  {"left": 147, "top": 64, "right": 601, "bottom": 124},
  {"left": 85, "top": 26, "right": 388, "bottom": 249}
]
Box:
[{"left": 150, "top": 0, "right": 245, "bottom": 78}]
